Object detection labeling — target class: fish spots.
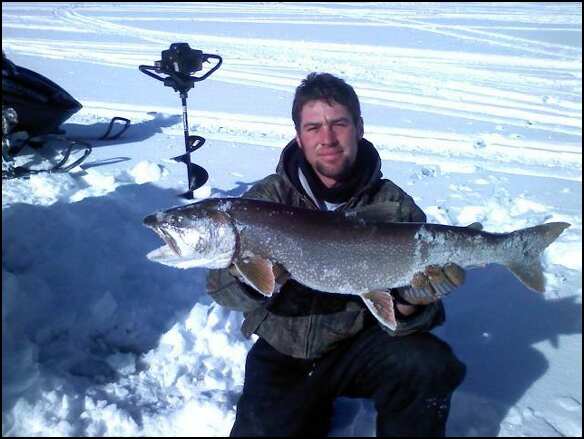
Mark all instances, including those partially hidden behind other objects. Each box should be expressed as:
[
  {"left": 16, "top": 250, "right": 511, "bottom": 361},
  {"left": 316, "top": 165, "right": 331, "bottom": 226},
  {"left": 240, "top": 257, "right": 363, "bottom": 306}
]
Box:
[
  {"left": 216, "top": 200, "right": 233, "bottom": 213},
  {"left": 414, "top": 225, "right": 434, "bottom": 265}
]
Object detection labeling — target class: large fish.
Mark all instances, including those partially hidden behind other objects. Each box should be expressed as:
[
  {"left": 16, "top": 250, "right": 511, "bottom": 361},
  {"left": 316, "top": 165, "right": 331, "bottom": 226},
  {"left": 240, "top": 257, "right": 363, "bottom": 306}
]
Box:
[{"left": 143, "top": 197, "right": 570, "bottom": 330}]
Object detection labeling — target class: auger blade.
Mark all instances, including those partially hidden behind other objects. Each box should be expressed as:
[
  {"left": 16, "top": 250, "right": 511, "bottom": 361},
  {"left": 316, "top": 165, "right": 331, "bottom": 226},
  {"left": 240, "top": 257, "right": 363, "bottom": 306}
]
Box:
[
  {"left": 188, "top": 162, "right": 209, "bottom": 190},
  {"left": 177, "top": 161, "right": 209, "bottom": 199}
]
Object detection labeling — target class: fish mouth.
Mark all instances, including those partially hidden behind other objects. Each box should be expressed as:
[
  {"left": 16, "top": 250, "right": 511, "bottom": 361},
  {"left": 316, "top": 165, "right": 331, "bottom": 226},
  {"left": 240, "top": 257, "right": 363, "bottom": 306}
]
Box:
[
  {"left": 156, "top": 227, "right": 181, "bottom": 256},
  {"left": 144, "top": 215, "right": 182, "bottom": 257},
  {"left": 143, "top": 213, "right": 161, "bottom": 228}
]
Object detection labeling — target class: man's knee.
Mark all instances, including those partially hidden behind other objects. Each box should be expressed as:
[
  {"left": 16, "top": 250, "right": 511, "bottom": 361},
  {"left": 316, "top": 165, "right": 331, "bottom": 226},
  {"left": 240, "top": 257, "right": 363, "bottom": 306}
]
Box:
[
  {"left": 378, "top": 333, "right": 466, "bottom": 394},
  {"left": 408, "top": 333, "right": 465, "bottom": 390}
]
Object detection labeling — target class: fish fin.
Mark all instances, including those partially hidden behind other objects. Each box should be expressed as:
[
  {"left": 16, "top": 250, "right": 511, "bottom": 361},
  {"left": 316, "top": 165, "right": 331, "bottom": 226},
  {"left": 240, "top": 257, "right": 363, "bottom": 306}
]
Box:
[
  {"left": 506, "top": 222, "right": 570, "bottom": 293},
  {"left": 466, "top": 222, "right": 483, "bottom": 231},
  {"left": 360, "top": 290, "right": 398, "bottom": 331},
  {"left": 272, "top": 263, "right": 290, "bottom": 285},
  {"left": 235, "top": 256, "right": 275, "bottom": 297},
  {"left": 344, "top": 202, "right": 401, "bottom": 224},
  {"left": 507, "top": 259, "right": 546, "bottom": 293}
]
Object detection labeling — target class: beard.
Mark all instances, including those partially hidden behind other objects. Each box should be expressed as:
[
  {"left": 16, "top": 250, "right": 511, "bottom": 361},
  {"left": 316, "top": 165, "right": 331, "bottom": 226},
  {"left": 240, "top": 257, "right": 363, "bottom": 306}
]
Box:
[{"left": 315, "top": 155, "right": 355, "bottom": 182}]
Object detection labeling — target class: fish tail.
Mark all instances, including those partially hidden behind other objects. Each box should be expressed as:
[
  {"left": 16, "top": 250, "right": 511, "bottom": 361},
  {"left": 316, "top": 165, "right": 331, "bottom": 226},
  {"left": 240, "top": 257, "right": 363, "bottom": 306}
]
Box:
[{"left": 505, "top": 222, "right": 570, "bottom": 292}]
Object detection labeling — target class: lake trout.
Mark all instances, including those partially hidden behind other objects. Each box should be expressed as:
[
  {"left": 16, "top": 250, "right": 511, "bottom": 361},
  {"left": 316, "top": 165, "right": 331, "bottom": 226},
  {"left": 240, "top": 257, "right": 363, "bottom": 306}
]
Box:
[{"left": 143, "top": 197, "right": 570, "bottom": 330}]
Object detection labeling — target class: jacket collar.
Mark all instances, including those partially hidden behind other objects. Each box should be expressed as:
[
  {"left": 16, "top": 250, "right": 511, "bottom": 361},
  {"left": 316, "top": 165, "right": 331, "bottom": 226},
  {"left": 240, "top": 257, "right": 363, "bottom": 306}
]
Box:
[{"left": 276, "top": 137, "right": 383, "bottom": 209}]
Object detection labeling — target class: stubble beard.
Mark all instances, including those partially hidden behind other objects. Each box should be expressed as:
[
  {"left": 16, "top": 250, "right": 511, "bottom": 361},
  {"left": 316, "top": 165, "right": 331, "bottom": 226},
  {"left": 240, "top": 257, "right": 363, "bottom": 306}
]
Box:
[{"left": 315, "top": 155, "right": 354, "bottom": 182}]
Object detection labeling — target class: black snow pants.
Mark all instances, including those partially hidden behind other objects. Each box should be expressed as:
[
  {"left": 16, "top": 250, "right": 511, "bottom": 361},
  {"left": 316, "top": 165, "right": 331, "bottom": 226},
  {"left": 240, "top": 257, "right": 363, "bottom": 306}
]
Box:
[{"left": 231, "top": 325, "right": 466, "bottom": 437}]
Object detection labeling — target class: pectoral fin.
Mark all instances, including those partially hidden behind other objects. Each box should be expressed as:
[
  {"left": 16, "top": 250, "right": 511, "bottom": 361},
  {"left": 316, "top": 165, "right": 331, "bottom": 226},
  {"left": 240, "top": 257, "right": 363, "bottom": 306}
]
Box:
[
  {"left": 360, "top": 290, "right": 398, "bottom": 331},
  {"left": 235, "top": 256, "right": 276, "bottom": 297},
  {"left": 272, "top": 263, "right": 290, "bottom": 285}
]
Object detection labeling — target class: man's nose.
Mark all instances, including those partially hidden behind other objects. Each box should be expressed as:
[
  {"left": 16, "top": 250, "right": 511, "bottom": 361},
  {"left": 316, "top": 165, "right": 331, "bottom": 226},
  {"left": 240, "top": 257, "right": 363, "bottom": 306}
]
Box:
[{"left": 319, "top": 123, "right": 337, "bottom": 145}]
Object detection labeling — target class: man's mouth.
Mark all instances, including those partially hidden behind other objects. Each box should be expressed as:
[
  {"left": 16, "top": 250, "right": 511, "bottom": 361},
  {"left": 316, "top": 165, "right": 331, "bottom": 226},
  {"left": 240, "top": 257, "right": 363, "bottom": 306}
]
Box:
[{"left": 318, "top": 150, "right": 343, "bottom": 160}]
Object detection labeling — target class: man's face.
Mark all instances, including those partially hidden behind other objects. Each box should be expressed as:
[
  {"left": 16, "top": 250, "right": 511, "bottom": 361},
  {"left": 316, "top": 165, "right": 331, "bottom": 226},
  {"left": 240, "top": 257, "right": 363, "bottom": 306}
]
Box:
[{"left": 296, "top": 99, "right": 363, "bottom": 188}]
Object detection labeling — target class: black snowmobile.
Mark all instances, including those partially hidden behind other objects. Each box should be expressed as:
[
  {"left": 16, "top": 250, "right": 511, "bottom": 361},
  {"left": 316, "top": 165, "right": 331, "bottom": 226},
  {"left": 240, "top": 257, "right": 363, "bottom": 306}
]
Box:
[{"left": 2, "top": 52, "right": 129, "bottom": 179}]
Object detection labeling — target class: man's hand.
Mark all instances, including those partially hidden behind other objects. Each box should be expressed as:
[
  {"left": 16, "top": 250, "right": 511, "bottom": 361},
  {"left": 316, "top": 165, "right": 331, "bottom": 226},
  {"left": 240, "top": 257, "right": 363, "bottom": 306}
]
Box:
[{"left": 397, "top": 263, "right": 465, "bottom": 306}]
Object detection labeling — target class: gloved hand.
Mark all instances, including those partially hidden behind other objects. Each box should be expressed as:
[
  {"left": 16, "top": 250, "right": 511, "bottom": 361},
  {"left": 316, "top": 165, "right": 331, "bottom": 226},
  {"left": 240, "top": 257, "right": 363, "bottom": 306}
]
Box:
[{"left": 396, "top": 263, "right": 465, "bottom": 305}]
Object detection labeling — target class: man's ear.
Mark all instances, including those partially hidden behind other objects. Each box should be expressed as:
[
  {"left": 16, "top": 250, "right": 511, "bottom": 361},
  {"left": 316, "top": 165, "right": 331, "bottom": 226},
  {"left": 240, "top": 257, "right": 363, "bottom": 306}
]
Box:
[
  {"left": 357, "top": 117, "right": 364, "bottom": 140},
  {"left": 296, "top": 133, "right": 304, "bottom": 150}
]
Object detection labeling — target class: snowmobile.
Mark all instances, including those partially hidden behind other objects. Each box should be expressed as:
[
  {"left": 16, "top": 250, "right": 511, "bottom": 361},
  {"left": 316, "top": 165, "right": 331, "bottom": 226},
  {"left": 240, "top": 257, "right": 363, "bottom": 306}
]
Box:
[{"left": 2, "top": 52, "right": 130, "bottom": 179}]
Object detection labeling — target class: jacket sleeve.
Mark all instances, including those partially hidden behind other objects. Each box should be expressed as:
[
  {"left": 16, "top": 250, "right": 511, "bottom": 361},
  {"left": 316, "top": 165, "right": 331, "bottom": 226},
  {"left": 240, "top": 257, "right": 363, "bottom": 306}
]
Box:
[
  {"left": 376, "top": 179, "right": 427, "bottom": 223},
  {"left": 206, "top": 175, "right": 283, "bottom": 312},
  {"left": 207, "top": 268, "right": 268, "bottom": 313}
]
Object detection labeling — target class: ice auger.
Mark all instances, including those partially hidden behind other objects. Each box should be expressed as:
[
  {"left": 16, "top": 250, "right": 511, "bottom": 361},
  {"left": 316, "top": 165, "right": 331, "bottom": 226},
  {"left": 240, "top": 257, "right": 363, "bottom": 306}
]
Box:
[{"left": 139, "top": 43, "right": 222, "bottom": 199}]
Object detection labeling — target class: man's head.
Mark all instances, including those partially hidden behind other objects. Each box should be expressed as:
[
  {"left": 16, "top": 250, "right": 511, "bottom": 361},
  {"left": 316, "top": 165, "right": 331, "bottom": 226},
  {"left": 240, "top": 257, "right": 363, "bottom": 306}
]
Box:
[{"left": 292, "top": 73, "right": 364, "bottom": 188}]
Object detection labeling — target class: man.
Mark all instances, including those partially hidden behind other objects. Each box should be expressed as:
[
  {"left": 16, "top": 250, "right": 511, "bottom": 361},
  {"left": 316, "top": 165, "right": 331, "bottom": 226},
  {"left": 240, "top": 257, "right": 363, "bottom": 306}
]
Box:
[{"left": 207, "top": 73, "right": 466, "bottom": 437}]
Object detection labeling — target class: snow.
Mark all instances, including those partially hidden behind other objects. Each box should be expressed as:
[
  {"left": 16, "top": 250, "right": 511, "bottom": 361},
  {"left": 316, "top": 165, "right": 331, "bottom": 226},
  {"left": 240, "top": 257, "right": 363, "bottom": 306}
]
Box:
[{"left": 2, "top": 2, "right": 581, "bottom": 437}]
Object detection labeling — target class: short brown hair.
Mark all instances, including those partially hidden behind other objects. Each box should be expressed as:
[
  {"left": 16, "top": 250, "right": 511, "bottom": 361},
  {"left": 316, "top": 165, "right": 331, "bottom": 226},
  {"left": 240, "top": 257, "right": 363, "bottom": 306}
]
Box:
[{"left": 292, "top": 73, "right": 361, "bottom": 131}]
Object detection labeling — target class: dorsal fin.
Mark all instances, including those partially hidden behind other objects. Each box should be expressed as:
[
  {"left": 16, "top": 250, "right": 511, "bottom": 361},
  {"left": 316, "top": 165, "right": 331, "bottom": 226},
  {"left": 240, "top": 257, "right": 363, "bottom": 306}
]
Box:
[{"left": 466, "top": 222, "right": 483, "bottom": 231}]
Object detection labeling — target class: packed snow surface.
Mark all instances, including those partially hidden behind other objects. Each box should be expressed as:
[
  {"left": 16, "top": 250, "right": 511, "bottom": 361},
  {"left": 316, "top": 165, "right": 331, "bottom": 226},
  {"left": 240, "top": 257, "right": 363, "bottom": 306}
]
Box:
[{"left": 2, "top": 2, "right": 581, "bottom": 437}]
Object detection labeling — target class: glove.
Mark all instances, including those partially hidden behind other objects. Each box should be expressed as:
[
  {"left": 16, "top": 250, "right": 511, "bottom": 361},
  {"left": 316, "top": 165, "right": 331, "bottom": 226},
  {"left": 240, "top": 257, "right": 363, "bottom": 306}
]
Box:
[{"left": 396, "top": 263, "right": 465, "bottom": 305}]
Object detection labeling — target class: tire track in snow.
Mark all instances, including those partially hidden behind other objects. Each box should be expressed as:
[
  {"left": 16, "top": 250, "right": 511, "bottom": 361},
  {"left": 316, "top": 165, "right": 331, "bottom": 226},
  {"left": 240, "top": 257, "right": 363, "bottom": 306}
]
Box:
[
  {"left": 3, "top": 3, "right": 582, "bottom": 166},
  {"left": 356, "top": 14, "right": 581, "bottom": 60},
  {"left": 76, "top": 100, "right": 582, "bottom": 182},
  {"left": 3, "top": 30, "right": 581, "bottom": 136}
]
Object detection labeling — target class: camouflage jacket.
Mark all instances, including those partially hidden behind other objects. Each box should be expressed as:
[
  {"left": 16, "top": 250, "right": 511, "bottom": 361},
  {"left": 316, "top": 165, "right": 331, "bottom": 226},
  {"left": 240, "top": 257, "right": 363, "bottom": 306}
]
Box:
[{"left": 207, "top": 138, "right": 445, "bottom": 359}]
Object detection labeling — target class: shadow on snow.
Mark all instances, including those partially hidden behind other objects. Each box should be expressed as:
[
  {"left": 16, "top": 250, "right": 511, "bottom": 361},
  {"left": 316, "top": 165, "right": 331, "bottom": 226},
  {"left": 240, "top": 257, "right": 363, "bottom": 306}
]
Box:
[
  {"left": 2, "top": 182, "right": 580, "bottom": 436},
  {"left": 2, "top": 183, "right": 209, "bottom": 423}
]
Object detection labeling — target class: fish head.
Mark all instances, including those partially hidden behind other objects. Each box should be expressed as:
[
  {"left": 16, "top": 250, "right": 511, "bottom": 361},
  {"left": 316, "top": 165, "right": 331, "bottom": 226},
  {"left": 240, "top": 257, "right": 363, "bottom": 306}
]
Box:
[{"left": 143, "top": 203, "right": 237, "bottom": 269}]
